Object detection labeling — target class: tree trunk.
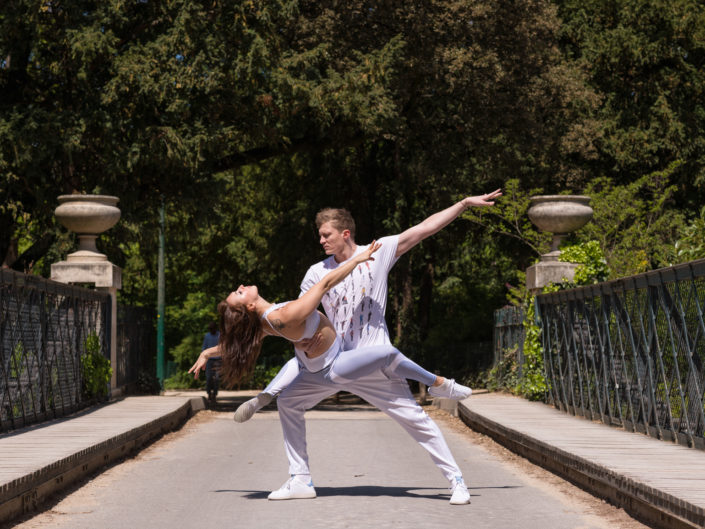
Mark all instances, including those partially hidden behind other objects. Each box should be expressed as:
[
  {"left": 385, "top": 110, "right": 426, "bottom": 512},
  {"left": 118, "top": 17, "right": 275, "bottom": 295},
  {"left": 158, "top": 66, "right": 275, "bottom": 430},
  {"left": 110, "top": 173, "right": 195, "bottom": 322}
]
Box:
[{"left": 2, "top": 238, "right": 18, "bottom": 269}]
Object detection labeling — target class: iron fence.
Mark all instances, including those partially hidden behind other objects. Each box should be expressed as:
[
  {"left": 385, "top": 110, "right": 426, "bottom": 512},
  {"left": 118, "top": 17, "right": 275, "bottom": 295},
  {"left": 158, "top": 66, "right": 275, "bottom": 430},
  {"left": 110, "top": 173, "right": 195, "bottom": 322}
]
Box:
[
  {"left": 536, "top": 258, "right": 705, "bottom": 449},
  {"left": 0, "top": 268, "right": 110, "bottom": 432},
  {"left": 494, "top": 306, "right": 526, "bottom": 373},
  {"left": 116, "top": 304, "right": 156, "bottom": 390}
]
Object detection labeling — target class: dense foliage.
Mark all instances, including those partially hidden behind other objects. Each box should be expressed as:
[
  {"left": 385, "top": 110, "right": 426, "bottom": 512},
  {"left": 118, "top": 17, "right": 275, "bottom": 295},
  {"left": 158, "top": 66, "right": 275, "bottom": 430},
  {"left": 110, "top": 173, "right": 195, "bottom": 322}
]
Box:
[
  {"left": 81, "top": 333, "right": 112, "bottom": 400},
  {"left": 2, "top": 1, "right": 704, "bottom": 387}
]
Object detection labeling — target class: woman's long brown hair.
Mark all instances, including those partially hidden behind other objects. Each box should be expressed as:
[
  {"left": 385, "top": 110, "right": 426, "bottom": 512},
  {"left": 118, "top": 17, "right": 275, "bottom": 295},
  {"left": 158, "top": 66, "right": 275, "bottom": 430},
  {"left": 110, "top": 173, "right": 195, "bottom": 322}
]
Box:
[{"left": 217, "top": 301, "right": 264, "bottom": 387}]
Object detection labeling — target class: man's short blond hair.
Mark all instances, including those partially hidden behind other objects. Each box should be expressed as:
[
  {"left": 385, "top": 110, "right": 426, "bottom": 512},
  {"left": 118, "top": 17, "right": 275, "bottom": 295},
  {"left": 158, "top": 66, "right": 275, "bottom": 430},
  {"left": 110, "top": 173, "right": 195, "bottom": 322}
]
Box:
[{"left": 315, "top": 208, "right": 356, "bottom": 238}]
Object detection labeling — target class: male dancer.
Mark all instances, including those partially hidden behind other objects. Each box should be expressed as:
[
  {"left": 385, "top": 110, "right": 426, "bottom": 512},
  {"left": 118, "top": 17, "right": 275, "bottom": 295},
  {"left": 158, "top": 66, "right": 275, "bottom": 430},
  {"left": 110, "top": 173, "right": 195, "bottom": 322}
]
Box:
[{"left": 238, "top": 190, "right": 501, "bottom": 505}]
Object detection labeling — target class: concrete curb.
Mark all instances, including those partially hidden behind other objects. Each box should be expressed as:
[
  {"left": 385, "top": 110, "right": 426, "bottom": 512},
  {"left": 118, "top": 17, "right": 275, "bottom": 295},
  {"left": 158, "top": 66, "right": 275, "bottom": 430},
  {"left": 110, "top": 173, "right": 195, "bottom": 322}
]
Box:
[
  {"left": 458, "top": 401, "right": 704, "bottom": 529},
  {"left": 0, "top": 397, "right": 204, "bottom": 525}
]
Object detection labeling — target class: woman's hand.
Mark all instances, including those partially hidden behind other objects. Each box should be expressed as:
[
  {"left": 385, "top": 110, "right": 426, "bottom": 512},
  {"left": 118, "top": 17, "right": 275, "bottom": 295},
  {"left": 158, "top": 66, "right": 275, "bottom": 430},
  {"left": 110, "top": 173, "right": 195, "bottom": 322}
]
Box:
[
  {"left": 355, "top": 240, "right": 382, "bottom": 264},
  {"left": 189, "top": 345, "right": 221, "bottom": 379},
  {"left": 188, "top": 352, "right": 209, "bottom": 379}
]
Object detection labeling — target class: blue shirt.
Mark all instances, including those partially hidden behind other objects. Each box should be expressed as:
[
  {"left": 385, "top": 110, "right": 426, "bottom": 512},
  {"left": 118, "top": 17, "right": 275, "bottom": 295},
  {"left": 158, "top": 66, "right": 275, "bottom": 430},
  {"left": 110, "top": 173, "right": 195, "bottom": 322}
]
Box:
[{"left": 202, "top": 331, "right": 220, "bottom": 350}]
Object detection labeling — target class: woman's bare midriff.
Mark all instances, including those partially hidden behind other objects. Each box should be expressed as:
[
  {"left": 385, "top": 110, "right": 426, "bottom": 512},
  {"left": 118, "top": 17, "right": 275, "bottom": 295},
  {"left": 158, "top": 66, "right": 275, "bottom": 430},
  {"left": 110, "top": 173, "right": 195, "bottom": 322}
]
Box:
[{"left": 295, "top": 313, "right": 337, "bottom": 359}]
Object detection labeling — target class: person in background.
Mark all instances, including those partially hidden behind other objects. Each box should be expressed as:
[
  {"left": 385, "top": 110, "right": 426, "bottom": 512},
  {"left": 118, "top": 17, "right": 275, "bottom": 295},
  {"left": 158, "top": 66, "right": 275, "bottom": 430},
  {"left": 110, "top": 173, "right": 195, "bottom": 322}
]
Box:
[{"left": 202, "top": 322, "right": 221, "bottom": 403}]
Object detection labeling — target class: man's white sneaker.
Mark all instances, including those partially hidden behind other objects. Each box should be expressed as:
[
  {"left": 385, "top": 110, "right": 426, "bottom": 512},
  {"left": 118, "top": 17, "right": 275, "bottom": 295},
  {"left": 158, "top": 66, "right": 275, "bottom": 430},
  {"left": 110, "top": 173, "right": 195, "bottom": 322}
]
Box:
[
  {"left": 268, "top": 476, "right": 317, "bottom": 500},
  {"left": 233, "top": 393, "right": 273, "bottom": 423},
  {"left": 449, "top": 475, "right": 471, "bottom": 505},
  {"left": 428, "top": 378, "right": 472, "bottom": 401}
]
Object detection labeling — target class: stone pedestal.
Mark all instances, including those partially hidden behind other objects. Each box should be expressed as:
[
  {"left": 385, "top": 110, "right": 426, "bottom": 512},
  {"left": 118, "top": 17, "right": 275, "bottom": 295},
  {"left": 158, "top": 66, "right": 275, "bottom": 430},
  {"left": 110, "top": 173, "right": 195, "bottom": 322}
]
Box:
[
  {"left": 526, "top": 257, "right": 579, "bottom": 294},
  {"left": 51, "top": 261, "right": 122, "bottom": 288},
  {"left": 50, "top": 195, "right": 122, "bottom": 392}
]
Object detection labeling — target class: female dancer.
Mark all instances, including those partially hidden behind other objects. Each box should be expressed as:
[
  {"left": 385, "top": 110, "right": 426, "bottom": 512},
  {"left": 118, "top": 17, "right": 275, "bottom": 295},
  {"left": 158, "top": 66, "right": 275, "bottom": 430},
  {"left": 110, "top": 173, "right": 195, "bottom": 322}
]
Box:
[{"left": 188, "top": 241, "right": 471, "bottom": 400}]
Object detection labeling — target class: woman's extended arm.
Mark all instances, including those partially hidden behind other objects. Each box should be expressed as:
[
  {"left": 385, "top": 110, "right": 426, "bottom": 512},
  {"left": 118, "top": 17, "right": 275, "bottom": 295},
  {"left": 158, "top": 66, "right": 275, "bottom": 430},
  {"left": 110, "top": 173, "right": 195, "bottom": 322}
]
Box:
[
  {"left": 188, "top": 345, "right": 220, "bottom": 379},
  {"left": 280, "top": 241, "right": 381, "bottom": 323},
  {"left": 318, "top": 240, "right": 381, "bottom": 292}
]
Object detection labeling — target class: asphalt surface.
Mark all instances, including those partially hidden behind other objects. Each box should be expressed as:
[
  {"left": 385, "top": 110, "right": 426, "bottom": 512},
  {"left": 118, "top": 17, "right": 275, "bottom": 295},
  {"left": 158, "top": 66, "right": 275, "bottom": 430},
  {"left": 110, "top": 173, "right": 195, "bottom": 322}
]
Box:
[
  {"left": 9, "top": 407, "right": 634, "bottom": 529},
  {"left": 2, "top": 391, "right": 703, "bottom": 529}
]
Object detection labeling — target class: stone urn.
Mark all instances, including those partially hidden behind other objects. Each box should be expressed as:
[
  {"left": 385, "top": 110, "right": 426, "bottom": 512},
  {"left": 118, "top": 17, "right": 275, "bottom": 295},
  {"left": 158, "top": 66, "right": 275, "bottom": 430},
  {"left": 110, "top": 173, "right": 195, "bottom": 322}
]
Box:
[
  {"left": 54, "top": 195, "right": 121, "bottom": 262},
  {"left": 525, "top": 195, "right": 593, "bottom": 293},
  {"left": 528, "top": 195, "right": 593, "bottom": 257}
]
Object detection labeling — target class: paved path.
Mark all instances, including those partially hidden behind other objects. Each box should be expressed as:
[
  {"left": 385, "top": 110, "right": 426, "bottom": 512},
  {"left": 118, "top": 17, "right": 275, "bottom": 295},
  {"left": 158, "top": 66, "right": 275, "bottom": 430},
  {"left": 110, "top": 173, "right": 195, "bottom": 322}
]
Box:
[
  {"left": 0, "top": 391, "right": 703, "bottom": 529},
  {"left": 0, "top": 396, "right": 199, "bottom": 523},
  {"left": 7, "top": 408, "right": 642, "bottom": 529}
]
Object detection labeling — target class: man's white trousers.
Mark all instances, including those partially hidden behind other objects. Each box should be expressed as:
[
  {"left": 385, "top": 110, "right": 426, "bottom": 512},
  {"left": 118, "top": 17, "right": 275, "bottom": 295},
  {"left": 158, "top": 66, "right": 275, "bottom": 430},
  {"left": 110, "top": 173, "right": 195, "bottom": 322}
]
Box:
[{"left": 276, "top": 368, "right": 463, "bottom": 484}]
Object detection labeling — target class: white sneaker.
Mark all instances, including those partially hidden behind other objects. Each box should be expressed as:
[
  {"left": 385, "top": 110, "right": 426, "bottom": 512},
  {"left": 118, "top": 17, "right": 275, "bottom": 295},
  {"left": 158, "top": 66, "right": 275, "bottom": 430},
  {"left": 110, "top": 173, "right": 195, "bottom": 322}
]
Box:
[
  {"left": 428, "top": 378, "right": 472, "bottom": 401},
  {"left": 268, "top": 476, "right": 317, "bottom": 500},
  {"left": 449, "top": 475, "right": 471, "bottom": 505},
  {"left": 233, "top": 393, "right": 273, "bottom": 423}
]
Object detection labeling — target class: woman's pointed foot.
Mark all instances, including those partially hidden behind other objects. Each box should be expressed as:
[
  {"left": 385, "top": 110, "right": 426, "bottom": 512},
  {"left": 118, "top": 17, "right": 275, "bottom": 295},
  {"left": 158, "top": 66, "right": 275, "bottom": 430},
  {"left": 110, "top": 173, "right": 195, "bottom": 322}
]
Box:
[
  {"left": 233, "top": 392, "right": 273, "bottom": 422},
  {"left": 428, "top": 379, "right": 472, "bottom": 401}
]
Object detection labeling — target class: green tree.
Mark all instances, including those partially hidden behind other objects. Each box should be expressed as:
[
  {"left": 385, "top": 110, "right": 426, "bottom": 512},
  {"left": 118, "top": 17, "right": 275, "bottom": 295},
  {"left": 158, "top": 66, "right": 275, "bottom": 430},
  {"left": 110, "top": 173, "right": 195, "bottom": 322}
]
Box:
[
  {"left": 555, "top": 0, "right": 705, "bottom": 210},
  {"left": 577, "top": 171, "right": 685, "bottom": 276},
  {"left": 0, "top": 0, "right": 403, "bottom": 271},
  {"left": 1, "top": 1, "right": 613, "bottom": 384},
  {"left": 675, "top": 205, "right": 705, "bottom": 261}
]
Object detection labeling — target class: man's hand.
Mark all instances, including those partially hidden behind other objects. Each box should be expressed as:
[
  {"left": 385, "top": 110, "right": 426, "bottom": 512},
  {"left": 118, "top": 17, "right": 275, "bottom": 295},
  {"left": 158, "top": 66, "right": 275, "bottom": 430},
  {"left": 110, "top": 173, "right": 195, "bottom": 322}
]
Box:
[
  {"left": 462, "top": 189, "right": 502, "bottom": 209},
  {"left": 396, "top": 188, "right": 503, "bottom": 257},
  {"left": 297, "top": 332, "right": 323, "bottom": 355}
]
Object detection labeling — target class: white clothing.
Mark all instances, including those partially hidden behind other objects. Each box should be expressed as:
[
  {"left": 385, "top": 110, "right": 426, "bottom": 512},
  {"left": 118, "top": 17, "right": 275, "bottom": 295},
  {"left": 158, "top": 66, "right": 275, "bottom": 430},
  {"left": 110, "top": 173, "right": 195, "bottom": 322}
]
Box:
[
  {"left": 299, "top": 235, "right": 400, "bottom": 350},
  {"left": 263, "top": 236, "right": 400, "bottom": 395},
  {"left": 262, "top": 302, "right": 321, "bottom": 341},
  {"left": 261, "top": 302, "right": 336, "bottom": 373},
  {"left": 263, "top": 301, "right": 438, "bottom": 385},
  {"left": 275, "top": 234, "right": 463, "bottom": 485},
  {"left": 278, "top": 369, "right": 460, "bottom": 482}
]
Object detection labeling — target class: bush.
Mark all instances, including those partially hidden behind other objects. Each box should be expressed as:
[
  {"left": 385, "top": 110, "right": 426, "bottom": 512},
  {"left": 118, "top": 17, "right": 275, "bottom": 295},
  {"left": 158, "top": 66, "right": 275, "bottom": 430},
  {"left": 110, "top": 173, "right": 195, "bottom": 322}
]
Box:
[
  {"left": 135, "top": 370, "right": 162, "bottom": 395},
  {"left": 484, "top": 346, "right": 520, "bottom": 392},
  {"left": 515, "top": 300, "right": 547, "bottom": 400},
  {"left": 164, "top": 369, "right": 203, "bottom": 390},
  {"left": 81, "top": 333, "right": 112, "bottom": 400},
  {"left": 559, "top": 240, "right": 609, "bottom": 285},
  {"left": 247, "top": 364, "right": 284, "bottom": 390},
  {"left": 675, "top": 206, "right": 705, "bottom": 262}
]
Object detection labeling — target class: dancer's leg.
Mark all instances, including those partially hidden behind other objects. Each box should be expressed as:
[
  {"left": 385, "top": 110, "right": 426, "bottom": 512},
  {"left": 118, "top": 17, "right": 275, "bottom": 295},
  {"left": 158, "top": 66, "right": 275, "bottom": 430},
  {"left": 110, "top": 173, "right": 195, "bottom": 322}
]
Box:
[
  {"left": 343, "top": 374, "right": 465, "bottom": 485},
  {"left": 234, "top": 357, "right": 301, "bottom": 423},
  {"left": 264, "top": 357, "right": 301, "bottom": 396},
  {"left": 276, "top": 370, "right": 338, "bottom": 477},
  {"left": 327, "top": 344, "right": 437, "bottom": 386},
  {"left": 276, "top": 369, "right": 470, "bottom": 503},
  {"left": 328, "top": 345, "right": 472, "bottom": 401}
]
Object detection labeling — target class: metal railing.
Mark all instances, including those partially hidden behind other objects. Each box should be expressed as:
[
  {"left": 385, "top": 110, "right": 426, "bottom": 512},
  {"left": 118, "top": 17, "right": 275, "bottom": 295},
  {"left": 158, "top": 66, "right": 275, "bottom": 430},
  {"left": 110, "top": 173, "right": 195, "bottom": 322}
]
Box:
[
  {"left": 536, "top": 258, "right": 705, "bottom": 449},
  {"left": 116, "top": 304, "right": 156, "bottom": 390},
  {"left": 0, "top": 268, "right": 110, "bottom": 432},
  {"left": 494, "top": 306, "right": 526, "bottom": 373}
]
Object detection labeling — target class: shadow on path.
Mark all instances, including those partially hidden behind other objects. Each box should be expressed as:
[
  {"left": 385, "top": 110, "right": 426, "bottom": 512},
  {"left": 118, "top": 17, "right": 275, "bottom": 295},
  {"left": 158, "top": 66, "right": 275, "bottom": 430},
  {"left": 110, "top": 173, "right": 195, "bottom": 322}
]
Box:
[{"left": 215, "top": 484, "right": 521, "bottom": 501}]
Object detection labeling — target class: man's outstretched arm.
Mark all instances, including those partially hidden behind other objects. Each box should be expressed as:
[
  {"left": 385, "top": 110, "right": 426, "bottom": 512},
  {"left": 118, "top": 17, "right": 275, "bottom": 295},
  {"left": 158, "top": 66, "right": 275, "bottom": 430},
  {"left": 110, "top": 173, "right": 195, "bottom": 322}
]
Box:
[{"left": 395, "top": 189, "right": 502, "bottom": 258}]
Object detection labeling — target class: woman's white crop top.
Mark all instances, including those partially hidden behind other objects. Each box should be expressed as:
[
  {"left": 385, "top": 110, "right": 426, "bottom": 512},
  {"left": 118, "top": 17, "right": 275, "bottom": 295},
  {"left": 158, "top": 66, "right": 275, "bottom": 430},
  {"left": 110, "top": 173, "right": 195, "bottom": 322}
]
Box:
[{"left": 261, "top": 302, "right": 321, "bottom": 341}]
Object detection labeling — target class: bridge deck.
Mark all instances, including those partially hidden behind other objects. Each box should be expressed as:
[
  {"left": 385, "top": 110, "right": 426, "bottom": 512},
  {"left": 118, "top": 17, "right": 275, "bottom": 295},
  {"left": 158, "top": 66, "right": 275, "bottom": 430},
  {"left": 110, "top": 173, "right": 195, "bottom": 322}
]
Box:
[{"left": 460, "top": 392, "right": 705, "bottom": 528}]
